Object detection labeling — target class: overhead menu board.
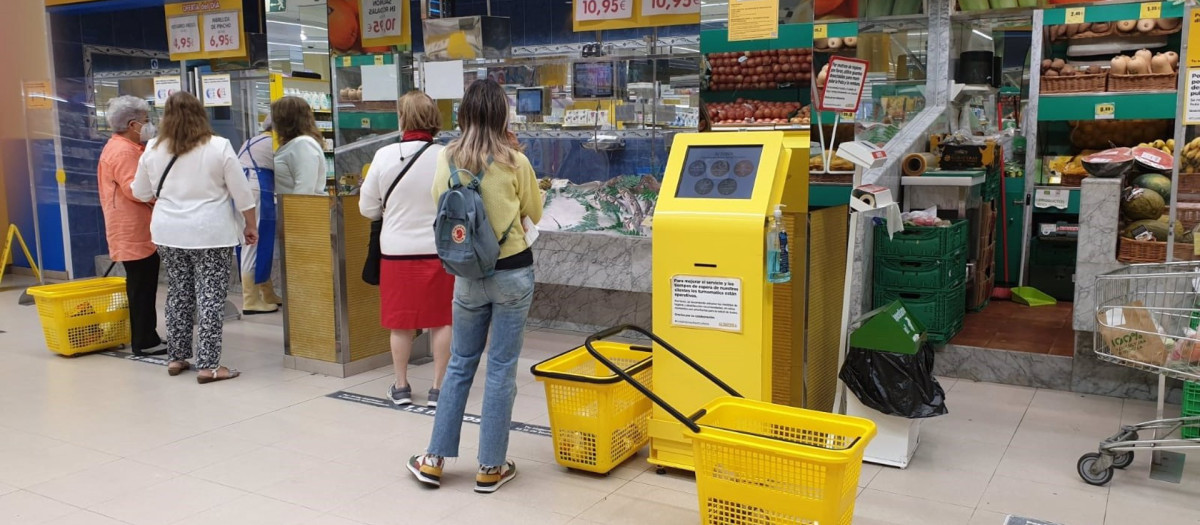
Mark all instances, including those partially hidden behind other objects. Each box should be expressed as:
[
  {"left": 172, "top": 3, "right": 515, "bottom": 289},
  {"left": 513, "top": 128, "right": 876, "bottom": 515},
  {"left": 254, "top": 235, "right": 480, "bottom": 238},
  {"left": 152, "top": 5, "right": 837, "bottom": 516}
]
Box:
[
  {"left": 164, "top": 0, "right": 247, "bottom": 61},
  {"left": 573, "top": 0, "right": 699, "bottom": 31},
  {"left": 360, "top": 0, "right": 412, "bottom": 48}
]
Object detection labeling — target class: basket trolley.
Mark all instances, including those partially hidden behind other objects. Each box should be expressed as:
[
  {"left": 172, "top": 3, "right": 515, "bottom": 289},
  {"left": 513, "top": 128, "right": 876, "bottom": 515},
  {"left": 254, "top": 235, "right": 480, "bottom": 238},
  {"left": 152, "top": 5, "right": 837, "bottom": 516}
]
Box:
[
  {"left": 585, "top": 326, "right": 877, "bottom": 525},
  {"left": 26, "top": 278, "right": 131, "bottom": 356},
  {"left": 1079, "top": 262, "right": 1200, "bottom": 486}
]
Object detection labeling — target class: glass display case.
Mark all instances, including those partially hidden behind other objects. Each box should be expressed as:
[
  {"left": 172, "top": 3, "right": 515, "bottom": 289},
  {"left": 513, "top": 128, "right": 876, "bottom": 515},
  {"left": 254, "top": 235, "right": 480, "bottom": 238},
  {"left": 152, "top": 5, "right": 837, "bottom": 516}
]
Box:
[{"left": 332, "top": 53, "right": 415, "bottom": 147}]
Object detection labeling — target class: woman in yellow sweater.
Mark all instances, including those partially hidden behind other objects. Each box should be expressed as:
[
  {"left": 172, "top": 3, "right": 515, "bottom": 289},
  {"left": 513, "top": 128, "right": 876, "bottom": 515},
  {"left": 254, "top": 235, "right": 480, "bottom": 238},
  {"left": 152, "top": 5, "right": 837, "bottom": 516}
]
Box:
[{"left": 408, "top": 79, "right": 542, "bottom": 494}]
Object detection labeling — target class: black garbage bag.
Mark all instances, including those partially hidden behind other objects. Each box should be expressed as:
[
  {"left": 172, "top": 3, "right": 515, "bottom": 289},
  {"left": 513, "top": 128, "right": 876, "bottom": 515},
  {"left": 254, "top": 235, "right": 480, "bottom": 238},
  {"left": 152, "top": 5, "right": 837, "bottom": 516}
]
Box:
[{"left": 839, "top": 343, "right": 948, "bottom": 419}]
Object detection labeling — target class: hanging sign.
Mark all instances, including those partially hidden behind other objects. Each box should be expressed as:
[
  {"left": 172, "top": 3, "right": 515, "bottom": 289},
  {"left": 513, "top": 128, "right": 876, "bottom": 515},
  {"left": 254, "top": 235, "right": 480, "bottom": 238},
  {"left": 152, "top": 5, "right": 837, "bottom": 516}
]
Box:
[
  {"left": 1185, "top": 69, "right": 1200, "bottom": 125},
  {"left": 164, "top": 0, "right": 247, "bottom": 61},
  {"left": 641, "top": 0, "right": 699, "bottom": 17},
  {"left": 360, "top": 0, "right": 408, "bottom": 47},
  {"left": 201, "top": 74, "right": 232, "bottom": 107},
  {"left": 153, "top": 76, "right": 183, "bottom": 106},
  {"left": 575, "top": 0, "right": 633, "bottom": 22},
  {"left": 728, "top": 0, "right": 780, "bottom": 41},
  {"left": 818, "top": 56, "right": 869, "bottom": 113},
  {"left": 671, "top": 276, "right": 743, "bottom": 332},
  {"left": 1190, "top": 10, "right": 1200, "bottom": 68},
  {"left": 23, "top": 81, "right": 53, "bottom": 110}
]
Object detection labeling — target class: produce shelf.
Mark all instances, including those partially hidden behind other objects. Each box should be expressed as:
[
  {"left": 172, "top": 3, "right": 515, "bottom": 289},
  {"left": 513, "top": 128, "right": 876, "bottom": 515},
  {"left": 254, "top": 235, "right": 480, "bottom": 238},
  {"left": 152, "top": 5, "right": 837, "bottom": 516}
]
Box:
[
  {"left": 701, "top": 87, "right": 810, "bottom": 103},
  {"left": 813, "top": 22, "right": 858, "bottom": 39},
  {"left": 700, "top": 24, "right": 814, "bottom": 54},
  {"left": 1042, "top": 1, "right": 1184, "bottom": 25},
  {"left": 335, "top": 53, "right": 397, "bottom": 67},
  {"left": 338, "top": 111, "right": 399, "bottom": 130},
  {"left": 810, "top": 183, "right": 852, "bottom": 208},
  {"left": 1036, "top": 91, "right": 1177, "bottom": 121}
]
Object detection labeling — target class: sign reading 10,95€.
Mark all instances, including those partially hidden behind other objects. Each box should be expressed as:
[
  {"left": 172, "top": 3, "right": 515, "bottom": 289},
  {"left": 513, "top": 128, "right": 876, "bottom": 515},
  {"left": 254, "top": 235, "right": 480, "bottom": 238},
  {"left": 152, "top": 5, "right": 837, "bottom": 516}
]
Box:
[
  {"left": 642, "top": 0, "right": 700, "bottom": 16},
  {"left": 360, "top": 0, "right": 407, "bottom": 47},
  {"left": 164, "top": 0, "right": 246, "bottom": 61},
  {"left": 576, "top": 0, "right": 633, "bottom": 21}
]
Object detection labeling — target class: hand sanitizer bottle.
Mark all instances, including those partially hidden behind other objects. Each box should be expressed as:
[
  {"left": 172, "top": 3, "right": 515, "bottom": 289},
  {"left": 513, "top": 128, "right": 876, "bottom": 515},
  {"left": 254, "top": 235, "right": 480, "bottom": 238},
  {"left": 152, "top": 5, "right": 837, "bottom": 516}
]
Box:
[{"left": 767, "top": 205, "right": 791, "bottom": 284}]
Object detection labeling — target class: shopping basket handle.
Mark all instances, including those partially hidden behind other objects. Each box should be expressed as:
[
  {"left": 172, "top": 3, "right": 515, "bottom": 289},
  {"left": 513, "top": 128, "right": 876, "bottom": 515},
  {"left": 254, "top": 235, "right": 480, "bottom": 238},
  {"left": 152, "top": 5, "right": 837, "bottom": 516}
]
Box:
[{"left": 584, "top": 325, "right": 743, "bottom": 434}]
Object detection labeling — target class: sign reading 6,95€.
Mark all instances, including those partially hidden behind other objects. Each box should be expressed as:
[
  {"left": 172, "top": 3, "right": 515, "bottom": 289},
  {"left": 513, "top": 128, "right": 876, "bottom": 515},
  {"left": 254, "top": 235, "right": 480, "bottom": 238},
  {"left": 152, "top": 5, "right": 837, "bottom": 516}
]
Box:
[
  {"left": 576, "top": 0, "right": 633, "bottom": 21},
  {"left": 642, "top": 0, "right": 700, "bottom": 16}
]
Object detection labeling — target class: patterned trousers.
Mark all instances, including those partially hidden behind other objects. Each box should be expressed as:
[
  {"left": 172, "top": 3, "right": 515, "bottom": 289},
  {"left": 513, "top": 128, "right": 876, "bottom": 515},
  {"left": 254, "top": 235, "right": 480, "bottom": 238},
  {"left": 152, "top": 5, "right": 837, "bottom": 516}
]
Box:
[{"left": 158, "top": 246, "right": 233, "bottom": 370}]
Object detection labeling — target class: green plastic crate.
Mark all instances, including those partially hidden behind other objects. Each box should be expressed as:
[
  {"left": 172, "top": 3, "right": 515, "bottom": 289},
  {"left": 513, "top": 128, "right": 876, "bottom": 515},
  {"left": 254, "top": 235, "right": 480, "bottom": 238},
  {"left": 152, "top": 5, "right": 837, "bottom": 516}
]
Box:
[
  {"left": 984, "top": 172, "right": 1001, "bottom": 202},
  {"left": 1183, "top": 382, "right": 1200, "bottom": 439},
  {"left": 874, "top": 220, "right": 969, "bottom": 259},
  {"left": 874, "top": 250, "right": 967, "bottom": 290},
  {"left": 1030, "top": 237, "right": 1078, "bottom": 267},
  {"left": 873, "top": 284, "right": 967, "bottom": 336},
  {"left": 927, "top": 318, "right": 964, "bottom": 345}
]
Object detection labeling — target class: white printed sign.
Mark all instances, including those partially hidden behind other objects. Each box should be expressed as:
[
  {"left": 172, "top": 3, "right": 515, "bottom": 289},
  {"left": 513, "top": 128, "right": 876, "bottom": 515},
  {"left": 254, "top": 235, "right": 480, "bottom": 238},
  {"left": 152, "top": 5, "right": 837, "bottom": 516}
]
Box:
[
  {"left": 642, "top": 0, "right": 700, "bottom": 16},
  {"left": 819, "top": 56, "right": 870, "bottom": 113},
  {"left": 671, "top": 276, "right": 742, "bottom": 332},
  {"left": 1186, "top": 69, "right": 1200, "bottom": 125},
  {"left": 361, "top": 0, "right": 404, "bottom": 41},
  {"left": 202, "top": 11, "right": 240, "bottom": 52},
  {"left": 167, "top": 15, "right": 201, "bottom": 55},
  {"left": 153, "top": 76, "right": 183, "bottom": 106},
  {"left": 201, "top": 74, "right": 232, "bottom": 107},
  {"left": 575, "top": 0, "right": 633, "bottom": 21}
]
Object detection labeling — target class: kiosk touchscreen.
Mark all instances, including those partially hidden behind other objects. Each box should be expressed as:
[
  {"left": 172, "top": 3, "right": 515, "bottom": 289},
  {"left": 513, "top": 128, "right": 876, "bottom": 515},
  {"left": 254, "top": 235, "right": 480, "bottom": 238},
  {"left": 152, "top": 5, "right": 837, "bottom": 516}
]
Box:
[{"left": 649, "top": 131, "right": 805, "bottom": 472}]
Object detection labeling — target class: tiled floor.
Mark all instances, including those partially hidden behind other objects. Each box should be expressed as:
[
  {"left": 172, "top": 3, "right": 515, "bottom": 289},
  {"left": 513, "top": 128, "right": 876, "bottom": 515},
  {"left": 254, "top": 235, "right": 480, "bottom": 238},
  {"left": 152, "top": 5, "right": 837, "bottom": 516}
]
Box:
[
  {"left": 951, "top": 300, "right": 1076, "bottom": 355},
  {"left": 0, "top": 275, "right": 1195, "bottom": 525}
]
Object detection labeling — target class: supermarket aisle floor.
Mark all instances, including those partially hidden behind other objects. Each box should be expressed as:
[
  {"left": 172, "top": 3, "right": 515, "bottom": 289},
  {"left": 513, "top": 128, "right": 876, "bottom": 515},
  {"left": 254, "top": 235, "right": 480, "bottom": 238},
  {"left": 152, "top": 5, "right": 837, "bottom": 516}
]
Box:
[{"left": 0, "top": 276, "right": 1196, "bottom": 525}]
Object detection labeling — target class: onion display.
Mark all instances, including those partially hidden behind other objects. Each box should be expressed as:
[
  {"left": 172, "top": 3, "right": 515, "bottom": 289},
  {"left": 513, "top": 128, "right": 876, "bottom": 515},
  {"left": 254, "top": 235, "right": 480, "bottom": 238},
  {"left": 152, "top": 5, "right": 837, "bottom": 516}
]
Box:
[
  {"left": 705, "top": 48, "right": 814, "bottom": 92},
  {"left": 707, "top": 100, "right": 812, "bottom": 126}
]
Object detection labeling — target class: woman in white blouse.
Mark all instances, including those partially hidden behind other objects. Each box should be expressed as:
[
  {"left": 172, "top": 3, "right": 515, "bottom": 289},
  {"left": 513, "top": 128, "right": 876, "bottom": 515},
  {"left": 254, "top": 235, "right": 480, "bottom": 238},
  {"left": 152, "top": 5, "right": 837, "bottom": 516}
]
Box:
[
  {"left": 133, "top": 91, "right": 257, "bottom": 384},
  {"left": 270, "top": 96, "right": 327, "bottom": 196}
]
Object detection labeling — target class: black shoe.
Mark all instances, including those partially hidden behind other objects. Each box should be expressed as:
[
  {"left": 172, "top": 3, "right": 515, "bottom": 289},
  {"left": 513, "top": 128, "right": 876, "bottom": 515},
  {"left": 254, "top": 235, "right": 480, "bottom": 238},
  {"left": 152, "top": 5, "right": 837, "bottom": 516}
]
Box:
[{"left": 132, "top": 347, "right": 168, "bottom": 357}]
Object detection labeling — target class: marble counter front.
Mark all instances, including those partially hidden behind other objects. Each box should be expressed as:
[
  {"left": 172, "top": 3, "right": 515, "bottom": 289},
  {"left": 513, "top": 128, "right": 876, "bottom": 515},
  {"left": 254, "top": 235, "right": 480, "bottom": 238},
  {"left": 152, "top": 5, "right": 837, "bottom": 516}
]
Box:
[
  {"left": 528, "top": 231, "right": 652, "bottom": 332},
  {"left": 1073, "top": 177, "right": 1125, "bottom": 332}
]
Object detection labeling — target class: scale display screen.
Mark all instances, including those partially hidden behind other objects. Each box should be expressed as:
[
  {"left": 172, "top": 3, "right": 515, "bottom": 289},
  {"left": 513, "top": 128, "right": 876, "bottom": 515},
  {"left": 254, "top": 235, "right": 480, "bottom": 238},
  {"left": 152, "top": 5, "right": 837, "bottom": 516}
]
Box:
[
  {"left": 675, "top": 145, "right": 763, "bottom": 200},
  {"left": 516, "top": 88, "right": 545, "bottom": 115}
]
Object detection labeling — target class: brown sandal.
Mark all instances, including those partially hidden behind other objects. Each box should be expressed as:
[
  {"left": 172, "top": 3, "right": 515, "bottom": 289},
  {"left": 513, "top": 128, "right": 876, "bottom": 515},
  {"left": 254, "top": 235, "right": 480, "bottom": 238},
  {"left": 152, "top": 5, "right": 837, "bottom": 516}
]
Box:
[
  {"left": 167, "top": 360, "right": 191, "bottom": 376},
  {"left": 197, "top": 366, "right": 240, "bottom": 384}
]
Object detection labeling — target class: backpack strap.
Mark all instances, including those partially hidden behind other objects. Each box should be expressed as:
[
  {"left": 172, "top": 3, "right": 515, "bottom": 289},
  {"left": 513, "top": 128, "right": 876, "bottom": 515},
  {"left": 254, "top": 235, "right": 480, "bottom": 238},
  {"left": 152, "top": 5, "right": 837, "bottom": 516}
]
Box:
[{"left": 446, "top": 156, "right": 518, "bottom": 245}]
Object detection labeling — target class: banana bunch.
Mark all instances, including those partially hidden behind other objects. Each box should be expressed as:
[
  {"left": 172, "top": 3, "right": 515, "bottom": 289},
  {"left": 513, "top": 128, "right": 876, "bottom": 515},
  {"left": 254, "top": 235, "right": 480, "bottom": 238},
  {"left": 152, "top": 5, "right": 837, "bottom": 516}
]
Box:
[
  {"left": 1183, "top": 138, "right": 1200, "bottom": 174},
  {"left": 1137, "top": 138, "right": 1175, "bottom": 155}
]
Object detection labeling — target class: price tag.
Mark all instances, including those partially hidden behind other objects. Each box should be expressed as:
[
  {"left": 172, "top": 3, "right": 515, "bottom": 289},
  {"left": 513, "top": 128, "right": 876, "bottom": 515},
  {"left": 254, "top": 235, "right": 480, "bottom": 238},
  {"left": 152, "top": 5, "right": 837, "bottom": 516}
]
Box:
[
  {"left": 167, "top": 15, "right": 201, "bottom": 55},
  {"left": 361, "top": 0, "right": 404, "bottom": 42},
  {"left": 373, "top": 54, "right": 385, "bottom": 65},
  {"left": 342, "top": 56, "right": 352, "bottom": 67},
  {"left": 641, "top": 0, "right": 700, "bottom": 16},
  {"left": 1095, "top": 102, "right": 1116, "bottom": 119},
  {"left": 575, "top": 0, "right": 632, "bottom": 21},
  {"left": 202, "top": 11, "right": 241, "bottom": 52},
  {"left": 840, "top": 111, "right": 855, "bottom": 121},
  {"left": 813, "top": 24, "right": 828, "bottom": 39},
  {"left": 361, "top": 117, "right": 371, "bottom": 128},
  {"left": 1064, "top": 7, "right": 1085, "bottom": 24},
  {"left": 1140, "top": 1, "right": 1162, "bottom": 19}
]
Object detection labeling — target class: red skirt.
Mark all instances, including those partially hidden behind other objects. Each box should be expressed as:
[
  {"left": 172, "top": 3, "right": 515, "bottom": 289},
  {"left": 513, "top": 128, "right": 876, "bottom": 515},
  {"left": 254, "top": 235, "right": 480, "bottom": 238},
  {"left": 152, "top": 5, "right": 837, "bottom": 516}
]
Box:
[{"left": 379, "top": 256, "right": 454, "bottom": 330}]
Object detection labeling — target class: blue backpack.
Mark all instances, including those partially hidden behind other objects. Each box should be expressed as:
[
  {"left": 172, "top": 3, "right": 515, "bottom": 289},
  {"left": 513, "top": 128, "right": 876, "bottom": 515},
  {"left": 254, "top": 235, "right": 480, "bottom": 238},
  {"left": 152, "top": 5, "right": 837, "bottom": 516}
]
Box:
[{"left": 434, "top": 158, "right": 514, "bottom": 279}]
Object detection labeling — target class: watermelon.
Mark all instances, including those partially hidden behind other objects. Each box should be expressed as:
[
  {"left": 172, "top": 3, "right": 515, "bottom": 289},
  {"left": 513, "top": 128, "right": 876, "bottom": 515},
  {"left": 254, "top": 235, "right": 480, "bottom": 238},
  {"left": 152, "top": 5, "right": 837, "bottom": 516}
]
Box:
[
  {"left": 1133, "top": 173, "right": 1172, "bottom": 201},
  {"left": 1123, "top": 219, "right": 1171, "bottom": 240},
  {"left": 1122, "top": 187, "right": 1166, "bottom": 221}
]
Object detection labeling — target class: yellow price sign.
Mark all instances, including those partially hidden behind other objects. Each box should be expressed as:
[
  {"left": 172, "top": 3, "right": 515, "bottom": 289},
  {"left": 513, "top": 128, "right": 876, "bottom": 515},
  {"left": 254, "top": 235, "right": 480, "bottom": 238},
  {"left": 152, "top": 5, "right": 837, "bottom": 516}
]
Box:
[
  {"left": 813, "top": 24, "right": 828, "bottom": 39},
  {"left": 1095, "top": 102, "right": 1116, "bottom": 119},
  {"left": 361, "top": 117, "right": 371, "bottom": 128},
  {"left": 1064, "top": 7, "right": 1086, "bottom": 24},
  {"left": 373, "top": 54, "right": 385, "bottom": 65},
  {"left": 342, "top": 56, "right": 352, "bottom": 67},
  {"left": 840, "top": 111, "right": 855, "bottom": 121},
  {"left": 1140, "top": 2, "right": 1162, "bottom": 19}
]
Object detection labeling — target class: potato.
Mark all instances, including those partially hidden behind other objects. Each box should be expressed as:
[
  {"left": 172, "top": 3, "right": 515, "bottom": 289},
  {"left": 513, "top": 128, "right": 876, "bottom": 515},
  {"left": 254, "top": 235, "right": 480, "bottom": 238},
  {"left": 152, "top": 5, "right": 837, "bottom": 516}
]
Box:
[
  {"left": 1051, "top": 58, "right": 1066, "bottom": 70},
  {"left": 1116, "top": 20, "right": 1137, "bottom": 32},
  {"left": 1091, "top": 22, "right": 1111, "bottom": 33},
  {"left": 1087, "top": 65, "right": 1102, "bottom": 75},
  {"left": 1055, "top": 25, "right": 1068, "bottom": 40},
  {"left": 1065, "top": 24, "right": 1079, "bottom": 38},
  {"left": 1044, "top": 69, "right": 1060, "bottom": 77},
  {"left": 1135, "top": 48, "right": 1152, "bottom": 62},
  {"left": 1061, "top": 64, "right": 1077, "bottom": 76},
  {"left": 1157, "top": 18, "right": 1181, "bottom": 31},
  {"left": 1137, "top": 18, "right": 1156, "bottom": 32},
  {"left": 1042, "top": 59, "right": 1053, "bottom": 71},
  {"left": 1111, "top": 55, "right": 1130, "bottom": 75}
]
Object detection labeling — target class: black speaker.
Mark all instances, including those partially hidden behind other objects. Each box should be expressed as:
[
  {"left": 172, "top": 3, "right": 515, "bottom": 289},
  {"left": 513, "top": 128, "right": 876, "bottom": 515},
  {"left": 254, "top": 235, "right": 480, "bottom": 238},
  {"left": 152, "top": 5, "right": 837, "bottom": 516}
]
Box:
[{"left": 957, "top": 51, "right": 995, "bottom": 85}]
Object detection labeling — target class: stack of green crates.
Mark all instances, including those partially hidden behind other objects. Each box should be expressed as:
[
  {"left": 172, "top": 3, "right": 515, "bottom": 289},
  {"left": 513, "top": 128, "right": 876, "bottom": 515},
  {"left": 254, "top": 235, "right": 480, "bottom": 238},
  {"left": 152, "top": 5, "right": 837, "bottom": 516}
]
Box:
[
  {"left": 1183, "top": 381, "right": 1200, "bottom": 439},
  {"left": 873, "top": 220, "right": 969, "bottom": 343}
]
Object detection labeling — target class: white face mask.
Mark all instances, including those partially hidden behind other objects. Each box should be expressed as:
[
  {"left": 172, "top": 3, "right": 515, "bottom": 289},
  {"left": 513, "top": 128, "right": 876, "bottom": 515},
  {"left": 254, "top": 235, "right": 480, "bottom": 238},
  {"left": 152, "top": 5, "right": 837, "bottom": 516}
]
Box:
[{"left": 136, "top": 121, "right": 157, "bottom": 143}]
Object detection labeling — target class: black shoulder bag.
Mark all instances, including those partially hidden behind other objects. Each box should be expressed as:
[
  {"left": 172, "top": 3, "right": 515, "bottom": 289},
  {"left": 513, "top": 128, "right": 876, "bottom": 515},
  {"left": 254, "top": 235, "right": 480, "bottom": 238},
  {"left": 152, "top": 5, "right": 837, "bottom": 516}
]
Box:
[
  {"left": 362, "top": 142, "right": 433, "bottom": 285},
  {"left": 155, "top": 155, "right": 180, "bottom": 198}
]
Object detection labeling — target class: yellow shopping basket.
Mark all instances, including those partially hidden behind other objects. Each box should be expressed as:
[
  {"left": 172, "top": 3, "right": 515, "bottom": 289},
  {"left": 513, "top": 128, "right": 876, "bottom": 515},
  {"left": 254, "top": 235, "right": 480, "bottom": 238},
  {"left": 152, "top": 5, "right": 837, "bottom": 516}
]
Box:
[
  {"left": 27, "top": 278, "right": 131, "bottom": 356},
  {"left": 585, "top": 326, "right": 877, "bottom": 525},
  {"left": 531, "top": 341, "right": 652, "bottom": 474}
]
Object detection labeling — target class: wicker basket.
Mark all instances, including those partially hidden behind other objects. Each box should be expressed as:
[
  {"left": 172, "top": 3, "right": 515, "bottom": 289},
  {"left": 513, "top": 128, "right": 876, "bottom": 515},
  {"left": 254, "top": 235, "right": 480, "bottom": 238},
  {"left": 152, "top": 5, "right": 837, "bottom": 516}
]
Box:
[
  {"left": 1118, "top": 237, "right": 1197, "bottom": 263},
  {"left": 1041, "top": 72, "right": 1106, "bottom": 94},
  {"left": 1180, "top": 173, "right": 1200, "bottom": 196},
  {"left": 1179, "top": 203, "right": 1200, "bottom": 231},
  {"left": 810, "top": 172, "right": 853, "bottom": 184},
  {"left": 1108, "top": 72, "right": 1177, "bottom": 92}
]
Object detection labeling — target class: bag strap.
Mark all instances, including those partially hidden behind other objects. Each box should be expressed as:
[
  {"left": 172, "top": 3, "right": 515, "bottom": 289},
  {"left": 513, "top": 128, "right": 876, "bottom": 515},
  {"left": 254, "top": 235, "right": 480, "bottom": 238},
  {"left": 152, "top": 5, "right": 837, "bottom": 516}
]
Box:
[
  {"left": 155, "top": 155, "right": 179, "bottom": 199},
  {"left": 382, "top": 141, "right": 433, "bottom": 212},
  {"left": 446, "top": 156, "right": 517, "bottom": 245}
]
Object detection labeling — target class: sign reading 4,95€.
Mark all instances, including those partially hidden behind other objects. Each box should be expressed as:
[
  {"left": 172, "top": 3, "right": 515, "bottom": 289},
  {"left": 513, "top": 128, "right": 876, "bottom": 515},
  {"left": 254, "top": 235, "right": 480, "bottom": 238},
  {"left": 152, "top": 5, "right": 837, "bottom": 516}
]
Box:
[
  {"left": 164, "top": 0, "right": 246, "bottom": 61},
  {"left": 642, "top": 0, "right": 700, "bottom": 16},
  {"left": 576, "top": 0, "right": 633, "bottom": 21}
]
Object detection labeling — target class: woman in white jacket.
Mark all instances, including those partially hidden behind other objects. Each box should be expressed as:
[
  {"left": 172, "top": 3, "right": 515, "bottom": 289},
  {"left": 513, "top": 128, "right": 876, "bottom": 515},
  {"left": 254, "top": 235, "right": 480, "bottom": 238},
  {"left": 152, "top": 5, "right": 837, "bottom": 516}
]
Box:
[
  {"left": 132, "top": 91, "right": 257, "bottom": 383},
  {"left": 270, "top": 96, "right": 327, "bottom": 196},
  {"left": 359, "top": 91, "right": 450, "bottom": 407}
]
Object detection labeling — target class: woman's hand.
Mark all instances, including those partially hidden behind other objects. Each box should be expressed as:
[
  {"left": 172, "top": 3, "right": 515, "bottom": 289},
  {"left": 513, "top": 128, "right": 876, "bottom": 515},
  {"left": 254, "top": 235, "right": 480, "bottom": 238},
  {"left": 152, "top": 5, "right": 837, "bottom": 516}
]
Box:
[{"left": 244, "top": 225, "right": 259, "bottom": 246}]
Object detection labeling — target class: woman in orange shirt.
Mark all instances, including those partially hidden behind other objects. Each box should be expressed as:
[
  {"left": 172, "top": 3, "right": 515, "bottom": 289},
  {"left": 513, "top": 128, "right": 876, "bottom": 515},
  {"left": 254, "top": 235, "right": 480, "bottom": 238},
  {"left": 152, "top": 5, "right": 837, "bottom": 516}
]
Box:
[{"left": 98, "top": 96, "right": 163, "bottom": 356}]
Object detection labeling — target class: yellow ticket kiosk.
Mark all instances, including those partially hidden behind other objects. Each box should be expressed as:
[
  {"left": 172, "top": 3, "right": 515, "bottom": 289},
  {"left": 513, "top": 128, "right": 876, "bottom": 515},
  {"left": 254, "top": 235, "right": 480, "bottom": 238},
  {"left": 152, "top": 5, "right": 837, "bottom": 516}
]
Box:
[{"left": 650, "top": 130, "right": 831, "bottom": 472}]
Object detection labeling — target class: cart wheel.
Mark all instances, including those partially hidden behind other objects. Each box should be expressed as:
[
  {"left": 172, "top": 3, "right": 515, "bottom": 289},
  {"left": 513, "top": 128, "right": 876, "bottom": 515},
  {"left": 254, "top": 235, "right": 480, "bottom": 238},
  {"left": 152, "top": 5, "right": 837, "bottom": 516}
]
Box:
[
  {"left": 1112, "top": 451, "right": 1134, "bottom": 470},
  {"left": 656, "top": 467, "right": 667, "bottom": 475},
  {"left": 1077, "top": 453, "right": 1114, "bottom": 486}
]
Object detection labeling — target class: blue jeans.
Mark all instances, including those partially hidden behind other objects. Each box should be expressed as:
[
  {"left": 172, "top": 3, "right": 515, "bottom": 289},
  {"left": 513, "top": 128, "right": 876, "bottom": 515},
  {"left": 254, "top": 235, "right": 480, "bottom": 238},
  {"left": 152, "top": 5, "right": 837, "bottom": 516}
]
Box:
[{"left": 428, "top": 266, "right": 535, "bottom": 466}]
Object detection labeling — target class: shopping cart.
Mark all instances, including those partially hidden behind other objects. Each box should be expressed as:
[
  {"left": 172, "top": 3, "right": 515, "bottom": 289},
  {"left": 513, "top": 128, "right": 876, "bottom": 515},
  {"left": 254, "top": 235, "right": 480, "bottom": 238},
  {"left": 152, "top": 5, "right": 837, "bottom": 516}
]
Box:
[
  {"left": 1078, "top": 262, "right": 1200, "bottom": 486},
  {"left": 584, "top": 326, "right": 876, "bottom": 525}
]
